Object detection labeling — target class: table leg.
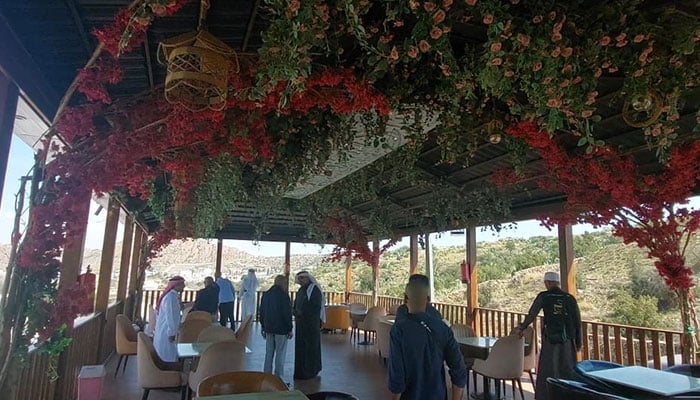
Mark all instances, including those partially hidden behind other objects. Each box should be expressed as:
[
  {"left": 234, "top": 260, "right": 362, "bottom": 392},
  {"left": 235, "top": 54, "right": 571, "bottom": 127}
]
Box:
[{"left": 357, "top": 329, "right": 372, "bottom": 345}]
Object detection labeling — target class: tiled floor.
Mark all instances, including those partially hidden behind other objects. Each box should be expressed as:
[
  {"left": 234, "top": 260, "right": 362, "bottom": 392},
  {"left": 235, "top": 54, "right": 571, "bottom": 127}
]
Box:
[{"left": 102, "top": 323, "right": 535, "bottom": 399}]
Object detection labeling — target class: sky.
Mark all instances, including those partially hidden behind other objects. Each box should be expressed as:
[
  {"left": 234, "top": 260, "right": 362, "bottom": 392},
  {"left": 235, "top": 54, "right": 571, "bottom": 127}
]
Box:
[{"left": 2, "top": 132, "right": 698, "bottom": 256}]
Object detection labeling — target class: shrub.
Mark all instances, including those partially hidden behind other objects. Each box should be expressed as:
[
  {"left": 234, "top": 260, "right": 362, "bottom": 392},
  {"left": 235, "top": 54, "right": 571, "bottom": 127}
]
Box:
[{"left": 609, "top": 291, "right": 663, "bottom": 328}]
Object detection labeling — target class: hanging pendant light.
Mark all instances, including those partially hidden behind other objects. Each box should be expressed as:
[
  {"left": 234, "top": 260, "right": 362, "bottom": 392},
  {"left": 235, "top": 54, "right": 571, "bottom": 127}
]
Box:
[{"left": 157, "top": 0, "right": 237, "bottom": 111}]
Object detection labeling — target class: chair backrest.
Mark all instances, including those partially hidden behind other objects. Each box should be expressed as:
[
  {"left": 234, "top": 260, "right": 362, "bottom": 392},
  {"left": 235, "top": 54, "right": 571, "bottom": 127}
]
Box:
[
  {"left": 116, "top": 314, "right": 138, "bottom": 353},
  {"left": 189, "top": 340, "right": 246, "bottom": 393},
  {"left": 198, "top": 325, "right": 237, "bottom": 342},
  {"left": 234, "top": 315, "right": 253, "bottom": 344},
  {"left": 516, "top": 326, "right": 537, "bottom": 371},
  {"left": 137, "top": 332, "right": 180, "bottom": 388},
  {"left": 145, "top": 306, "right": 157, "bottom": 336},
  {"left": 349, "top": 303, "right": 367, "bottom": 314},
  {"left": 376, "top": 320, "right": 392, "bottom": 358},
  {"left": 197, "top": 371, "right": 288, "bottom": 396},
  {"left": 324, "top": 305, "right": 351, "bottom": 329},
  {"left": 481, "top": 334, "right": 525, "bottom": 379},
  {"left": 185, "top": 310, "right": 213, "bottom": 323},
  {"left": 307, "top": 391, "right": 360, "bottom": 400},
  {"left": 362, "top": 306, "right": 387, "bottom": 331},
  {"left": 547, "top": 378, "right": 632, "bottom": 400},
  {"left": 179, "top": 319, "right": 212, "bottom": 343},
  {"left": 451, "top": 324, "right": 476, "bottom": 338},
  {"left": 181, "top": 303, "right": 194, "bottom": 323},
  {"left": 665, "top": 364, "right": 700, "bottom": 378}
]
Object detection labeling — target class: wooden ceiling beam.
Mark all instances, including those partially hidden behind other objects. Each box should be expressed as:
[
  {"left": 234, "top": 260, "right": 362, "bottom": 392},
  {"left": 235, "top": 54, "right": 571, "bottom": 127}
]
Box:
[{"left": 64, "top": 0, "right": 93, "bottom": 57}]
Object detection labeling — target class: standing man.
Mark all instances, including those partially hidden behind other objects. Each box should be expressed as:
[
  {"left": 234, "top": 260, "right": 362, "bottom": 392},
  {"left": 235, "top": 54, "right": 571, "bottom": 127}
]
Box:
[
  {"left": 259, "top": 275, "right": 293, "bottom": 382},
  {"left": 154, "top": 276, "right": 186, "bottom": 362},
  {"left": 240, "top": 269, "right": 259, "bottom": 321},
  {"left": 293, "top": 270, "right": 324, "bottom": 380},
  {"left": 388, "top": 274, "right": 466, "bottom": 400},
  {"left": 192, "top": 276, "right": 219, "bottom": 320},
  {"left": 216, "top": 272, "right": 236, "bottom": 331},
  {"left": 517, "top": 271, "right": 582, "bottom": 400}
]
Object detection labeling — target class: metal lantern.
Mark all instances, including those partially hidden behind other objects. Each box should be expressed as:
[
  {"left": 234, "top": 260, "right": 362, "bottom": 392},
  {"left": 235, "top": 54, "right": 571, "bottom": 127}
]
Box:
[
  {"left": 622, "top": 90, "right": 663, "bottom": 128},
  {"left": 157, "top": 0, "right": 237, "bottom": 111}
]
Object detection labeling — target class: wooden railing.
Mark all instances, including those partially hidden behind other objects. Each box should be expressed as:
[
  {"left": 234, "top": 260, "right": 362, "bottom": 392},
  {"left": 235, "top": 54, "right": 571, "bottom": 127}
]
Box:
[
  {"left": 140, "top": 289, "right": 347, "bottom": 323},
  {"left": 349, "top": 292, "right": 683, "bottom": 368}
]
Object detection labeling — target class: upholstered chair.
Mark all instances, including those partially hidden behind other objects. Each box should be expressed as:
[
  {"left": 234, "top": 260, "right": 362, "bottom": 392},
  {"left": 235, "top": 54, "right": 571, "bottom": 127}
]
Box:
[
  {"left": 356, "top": 306, "right": 386, "bottom": 344},
  {"left": 136, "top": 332, "right": 186, "bottom": 400},
  {"left": 178, "top": 319, "right": 211, "bottom": 343},
  {"left": 197, "top": 325, "right": 237, "bottom": 342},
  {"left": 323, "top": 305, "right": 351, "bottom": 333},
  {"left": 472, "top": 334, "right": 526, "bottom": 399},
  {"left": 188, "top": 340, "right": 246, "bottom": 397},
  {"left": 197, "top": 371, "right": 288, "bottom": 396},
  {"left": 184, "top": 310, "right": 213, "bottom": 323},
  {"left": 234, "top": 315, "right": 253, "bottom": 346},
  {"left": 114, "top": 314, "right": 138, "bottom": 377}
]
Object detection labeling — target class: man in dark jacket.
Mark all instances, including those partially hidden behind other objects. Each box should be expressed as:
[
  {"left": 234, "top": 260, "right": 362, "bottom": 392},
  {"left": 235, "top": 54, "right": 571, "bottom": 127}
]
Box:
[
  {"left": 517, "top": 271, "right": 582, "bottom": 400},
  {"left": 192, "top": 276, "right": 219, "bottom": 319},
  {"left": 259, "top": 274, "right": 293, "bottom": 381}
]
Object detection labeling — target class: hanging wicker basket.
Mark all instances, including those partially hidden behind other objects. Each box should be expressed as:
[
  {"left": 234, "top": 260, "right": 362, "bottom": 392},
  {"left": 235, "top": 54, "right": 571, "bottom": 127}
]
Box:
[
  {"left": 158, "top": 30, "right": 238, "bottom": 111},
  {"left": 622, "top": 90, "right": 663, "bottom": 128}
]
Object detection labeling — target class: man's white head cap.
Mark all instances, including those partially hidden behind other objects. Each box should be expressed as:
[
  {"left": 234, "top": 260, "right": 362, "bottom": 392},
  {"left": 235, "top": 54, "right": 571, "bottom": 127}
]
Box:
[{"left": 544, "top": 271, "right": 560, "bottom": 282}]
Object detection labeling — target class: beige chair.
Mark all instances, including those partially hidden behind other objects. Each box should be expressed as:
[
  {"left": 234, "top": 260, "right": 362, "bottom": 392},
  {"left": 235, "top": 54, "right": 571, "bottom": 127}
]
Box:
[
  {"left": 144, "top": 306, "right": 157, "bottom": 336},
  {"left": 234, "top": 315, "right": 253, "bottom": 345},
  {"left": 356, "top": 306, "right": 386, "bottom": 344},
  {"left": 198, "top": 325, "right": 237, "bottom": 342},
  {"left": 376, "top": 318, "right": 393, "bottom": 364},
  {"left": 137, "top": 332, "right": 186, "bottom": 400},
  {"left": 178, "top": 319, "right": 211, "bottom": 343},
  {"left": 197, "top": 371, "right": 288, "bottom": 396},
  {"left": 184, "top": 310, "right": 213, "bottom": 323},
  {"left": 323, "top": 305, "right": 351, "bottom": 333},
  {"left": 521, "top": 326, "right": 537, "bottom": 385},
  {"left": 181, "top": 303, "right": 194, "bottom": 323},
  {"left": 349, "top": 303, "right": 368, "bottom": 342},
  {"left": 115, "top": 314, "right": 138, "bottom": 377},
  {"left": 452, "top": 324, "right": 476, "bottom": 393},
  {"left": 188, "top": 340, "right": 246, "bottom": 397},
  {"left": 472, "top": 334, "right": 525, "bottom": 399}
]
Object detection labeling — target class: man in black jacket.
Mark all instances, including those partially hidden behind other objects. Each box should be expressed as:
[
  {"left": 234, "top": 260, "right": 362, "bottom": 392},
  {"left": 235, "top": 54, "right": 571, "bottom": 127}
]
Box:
[
  {"left": 259, "top": 274, "right": 293, "bottom": 381},
  {"left": 192, "top": 276, "right": 219, "bottom": 320}
]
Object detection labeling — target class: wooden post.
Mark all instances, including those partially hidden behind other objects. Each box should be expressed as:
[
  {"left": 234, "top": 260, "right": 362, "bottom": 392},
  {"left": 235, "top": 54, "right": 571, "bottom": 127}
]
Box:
[
  {"left": 58, "top": 193, "right": 91, "bottom": 292},
  {"left": 126, "top": 226, "right": 144, "bottom": 318},
  {"left": 0, "top": 73, "right": 19, "bottom": 209},
  {"left": 372, "top": 239, "right": 379, "bottom": 306},
  {"left": 284, "top": 241, "right": 291, "bottom": 277},
  {"left": 344, "top": 256, "right": 352, "bottom": 303},
  {"left": 215, "top": 238, "right": 223, "bottom": 277},
  {"left": 466, "top": 226, "right": 479, "bottom": 332},
  {"left": 425, "top": 233, "right": 435, "bottom": 301},
  {"left": 409, "top": 234, "right": 419, "bottom": 275},
  {"left": 115, "top": 216, "right": 134, "bottom": 302},
  {"left": 94, "top": 197, "right": 120, "bottom": 314},
  {"left": 558, "top": 223, "right": 577, "bottom": 296}
]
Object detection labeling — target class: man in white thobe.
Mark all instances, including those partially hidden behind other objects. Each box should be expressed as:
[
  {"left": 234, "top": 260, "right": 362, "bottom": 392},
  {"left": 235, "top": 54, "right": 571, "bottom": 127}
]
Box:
[
  {"left": 154, "top": 276, "right": 186, "bottom": 362},
  {"left": 240, "top": 269, "right": 259, "bottom": 320}
]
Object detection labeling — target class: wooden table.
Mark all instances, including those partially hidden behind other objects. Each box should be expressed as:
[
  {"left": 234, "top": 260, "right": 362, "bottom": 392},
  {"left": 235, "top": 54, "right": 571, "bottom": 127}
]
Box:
[
  {"left": 177, "top": 342, "right": 252, "bottom": 358},
  {"left": 587, "top": 365, "right": 700, "bottom": 396},
  {"left": 195, "top": 390, "right": 309, "bottom": 399}
]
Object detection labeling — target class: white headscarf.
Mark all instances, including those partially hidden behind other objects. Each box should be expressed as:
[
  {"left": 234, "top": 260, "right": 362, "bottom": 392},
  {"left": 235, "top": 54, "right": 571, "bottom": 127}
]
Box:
[{"left": 297, "top": 271, "right": 326, "bottom": 323}]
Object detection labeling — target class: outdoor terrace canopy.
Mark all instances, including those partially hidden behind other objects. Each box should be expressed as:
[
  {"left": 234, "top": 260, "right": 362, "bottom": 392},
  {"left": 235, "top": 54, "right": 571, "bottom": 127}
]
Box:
[{"left": 0, "top": 0, "right": 698, "bottom": 243}]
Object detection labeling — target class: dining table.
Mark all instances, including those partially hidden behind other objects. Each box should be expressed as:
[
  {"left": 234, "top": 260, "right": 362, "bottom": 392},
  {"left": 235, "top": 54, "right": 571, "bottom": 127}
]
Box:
[
  {"left": 195, "top": 389, "right": 310, "bottom": 399},
  {"left": 177, "top": 342, "right": 252, "bottom": 358},
  {"left": 585, "top": 365, "right": 700, "bottom": 397}
]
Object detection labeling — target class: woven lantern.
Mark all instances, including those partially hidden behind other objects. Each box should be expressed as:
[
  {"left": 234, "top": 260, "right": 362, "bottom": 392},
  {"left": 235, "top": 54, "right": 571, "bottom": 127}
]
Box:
[{"left": 157, "top": 0, "right": 237, "bottom": 111}]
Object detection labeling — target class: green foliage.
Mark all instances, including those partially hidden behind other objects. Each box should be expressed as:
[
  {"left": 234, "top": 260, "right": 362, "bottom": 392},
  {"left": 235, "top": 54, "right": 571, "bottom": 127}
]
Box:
[
  {"left": 609, "top": 291, "right": 663, "bottom": 328},
  {"left": 628, "top": 261, "right": 678, "bottom": 312}
]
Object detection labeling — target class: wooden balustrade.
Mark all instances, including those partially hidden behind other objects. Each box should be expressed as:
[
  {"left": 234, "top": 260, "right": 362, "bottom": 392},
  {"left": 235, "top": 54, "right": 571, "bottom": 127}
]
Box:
[{"left": 14, "top": 350, "right": 55, "bottom": 400}]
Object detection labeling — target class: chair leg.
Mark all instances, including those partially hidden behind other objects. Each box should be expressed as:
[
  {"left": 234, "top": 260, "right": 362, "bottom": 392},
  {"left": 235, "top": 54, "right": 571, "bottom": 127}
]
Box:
[
  {"left": 517, "top": 378, "right": 525, "bottom": 400},
  {"left": 180, "top": 385, "right": 187, "bottom": 400},
  {"left": 528, "top": 369, "right": 535, "bottom": 387},
  {"left": 141, "top": 389, "right": 150, "bottom": 400},
  {"left": 494, "top": 379, "right": 501, "bottom": 399},
  {"left": 122, "top": 355, "right": 129, "bottom": 373},
  {"left": 114, "top": 355, "right": 124, "bottom": 377},
  {"left": 511, "top": 379, "right": 516, "bottom": 399}
]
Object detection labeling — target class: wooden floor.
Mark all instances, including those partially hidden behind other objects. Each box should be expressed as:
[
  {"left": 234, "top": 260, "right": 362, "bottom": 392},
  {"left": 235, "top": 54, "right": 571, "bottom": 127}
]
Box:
[{"left": 102, "top": 323, "right": 535, "bottom": 400}]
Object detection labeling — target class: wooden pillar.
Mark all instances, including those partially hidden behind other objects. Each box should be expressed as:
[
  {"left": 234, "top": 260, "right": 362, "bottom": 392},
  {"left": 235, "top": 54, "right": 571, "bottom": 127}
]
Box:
[
  {"left": 558, "top": 223, "right": 577, "bottom": 296},
  {"left": 344, "top": 256, "right": 352, "bottom": 303},
  {"left": 283, "top": 241, "right": 291, "bottom": 277},
  {"left": 126, "top": 226, "right": 144, "bottom": 318},
  {"left": 59, "top": 193, "right": 91, "bottom": 292},
  {"left": 116, "top": 216, "right": 134, "bottom": 302},
  {"left": 466, "top": 226, "right": 479, "bottom": 331},
  {"left": 94, "top": 197, "right": 121, "bottom": 314},
  {"left": 372, "top": 239, "right": 379, "bottom": 306},
  {"left": 409, "top": 234, "right": 419, "bottom": 275},
  {"left": 215, "top": 238, "right": 223, "bottom": 277},
  {"left": 0, "top": 73, "right": 19, "bottom": 209},
  {"left": 425, "top": 233, "right": 435, "bottom": 301}
]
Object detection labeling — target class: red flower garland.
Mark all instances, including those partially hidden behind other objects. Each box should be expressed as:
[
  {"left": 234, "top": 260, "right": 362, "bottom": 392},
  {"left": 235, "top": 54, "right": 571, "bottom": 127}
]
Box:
[{"left": 504, "top": 121, "right": 700, "bottom": 290}]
